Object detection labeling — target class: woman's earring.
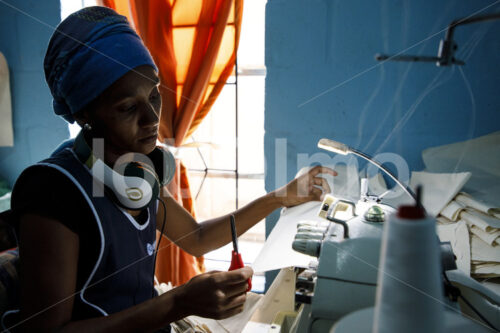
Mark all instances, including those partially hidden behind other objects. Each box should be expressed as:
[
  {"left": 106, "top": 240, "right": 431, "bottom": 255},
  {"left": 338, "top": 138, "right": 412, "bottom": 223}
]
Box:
[{"left": 83, "top": 123, "right": 92, "bottom": 131}]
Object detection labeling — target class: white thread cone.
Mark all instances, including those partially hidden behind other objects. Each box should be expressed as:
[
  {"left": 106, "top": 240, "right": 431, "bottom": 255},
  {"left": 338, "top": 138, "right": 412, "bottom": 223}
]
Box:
[{"left": 373, "top": 213, "right": 444, "bottom": 333}]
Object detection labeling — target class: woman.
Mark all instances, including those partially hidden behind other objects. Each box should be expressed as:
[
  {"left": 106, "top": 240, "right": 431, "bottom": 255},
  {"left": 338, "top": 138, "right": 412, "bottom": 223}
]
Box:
[{"left": 4, "top": 6, "right": 335, "bottom": 332}]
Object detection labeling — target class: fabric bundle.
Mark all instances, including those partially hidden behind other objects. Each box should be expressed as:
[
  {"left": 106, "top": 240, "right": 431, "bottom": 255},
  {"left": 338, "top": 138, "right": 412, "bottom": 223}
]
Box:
[
  {"left": 437, "top": 192, "right": 500, "bottom": 278},
  {"left": 378, "top": 168, "right": 499, "bottom": 278},
  {"left": 419, "top": 132, "right": 500, "bottom": 278}
]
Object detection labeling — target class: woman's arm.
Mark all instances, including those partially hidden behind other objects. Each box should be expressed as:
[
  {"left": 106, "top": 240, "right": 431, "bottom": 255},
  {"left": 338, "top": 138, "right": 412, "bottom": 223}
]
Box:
[
  {"left": 158, "top": 166, "right": 336, "bottom": 256},
  {"left": 18, "top": 214, "right": 78, "bottom": 331},
  {"left": 60, "top": 269, "right": 252, "bottom": 333},
  {"left": 17, "top": 214, "right": 252, "bottom": 333}
]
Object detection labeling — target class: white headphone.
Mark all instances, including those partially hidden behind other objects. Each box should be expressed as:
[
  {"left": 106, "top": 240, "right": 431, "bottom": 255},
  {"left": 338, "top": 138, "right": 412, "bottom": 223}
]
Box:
[{"left": 73, "top": 130, "right": 176, "bottom": 210}]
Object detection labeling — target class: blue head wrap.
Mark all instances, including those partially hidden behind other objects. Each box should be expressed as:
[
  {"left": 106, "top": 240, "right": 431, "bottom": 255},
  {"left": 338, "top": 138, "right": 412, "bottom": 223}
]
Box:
[{"left": 44, "top": 6, "right": 158, "bottom": 123}]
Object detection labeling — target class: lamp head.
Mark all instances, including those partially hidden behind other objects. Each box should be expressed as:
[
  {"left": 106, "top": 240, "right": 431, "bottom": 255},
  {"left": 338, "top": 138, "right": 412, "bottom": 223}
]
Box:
[{"left": 318, "top": 138, "right": 350, "bottom": 155}]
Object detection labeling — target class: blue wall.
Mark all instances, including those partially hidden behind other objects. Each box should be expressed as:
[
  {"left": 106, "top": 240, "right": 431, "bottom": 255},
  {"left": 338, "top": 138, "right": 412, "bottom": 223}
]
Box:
[
  {"left": 264, "top": 0, "right": 500, "bottom": 286},
  {"left": 0, "top": 0, "right": 68, "bottom": 187}
]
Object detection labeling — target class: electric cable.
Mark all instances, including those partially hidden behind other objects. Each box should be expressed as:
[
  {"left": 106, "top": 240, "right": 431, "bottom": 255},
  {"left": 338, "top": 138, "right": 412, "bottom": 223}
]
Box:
[
  {"left": 443, "top": 271, "right": 499, "bottom": 332},
  {"left": 152, "top": 197, "right": 167, "bottom": 298}
]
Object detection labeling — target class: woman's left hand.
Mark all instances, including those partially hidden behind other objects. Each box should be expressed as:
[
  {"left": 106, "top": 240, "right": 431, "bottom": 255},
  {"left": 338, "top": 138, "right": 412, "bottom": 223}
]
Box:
[{"left": 273, "top": 165, "right": 337, "bottom": 208}]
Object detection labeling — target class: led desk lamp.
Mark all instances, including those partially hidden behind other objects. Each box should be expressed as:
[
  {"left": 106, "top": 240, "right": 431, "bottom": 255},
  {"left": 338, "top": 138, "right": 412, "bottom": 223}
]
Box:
[{"left": 317, "top": 138, "right": 417, "bottom": 202}]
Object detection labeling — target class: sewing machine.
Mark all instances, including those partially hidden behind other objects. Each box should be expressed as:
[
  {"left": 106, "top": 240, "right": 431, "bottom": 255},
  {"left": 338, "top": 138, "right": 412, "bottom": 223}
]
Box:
[
  {"left": 269, "top": 190, "right": 500, "bottom": 332},
  {"left": 249, "top": 134, "right": 500, "bottom": 332},
  {"left": 286, "top": 191, "right": 393, "bottom": 332}
]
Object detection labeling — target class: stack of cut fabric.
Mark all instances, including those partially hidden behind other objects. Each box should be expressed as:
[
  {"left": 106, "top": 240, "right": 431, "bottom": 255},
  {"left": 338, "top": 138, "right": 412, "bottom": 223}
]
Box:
[
  {"left": 418, "top": 132, "right": 500, "bottom": 278},
  {"left": 437, "top": 192, "right": 500, "bottom": 278}
]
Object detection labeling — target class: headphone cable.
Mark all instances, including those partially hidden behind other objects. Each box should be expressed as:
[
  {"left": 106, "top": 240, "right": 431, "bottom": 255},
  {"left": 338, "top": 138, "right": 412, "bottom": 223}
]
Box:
[{"left": 152, "top": 197, "right": 167, "bottom": 298}]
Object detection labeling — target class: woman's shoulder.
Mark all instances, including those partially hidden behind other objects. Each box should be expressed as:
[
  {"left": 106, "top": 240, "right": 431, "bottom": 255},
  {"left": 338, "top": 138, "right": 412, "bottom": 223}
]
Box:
[
  {"left": 13, "top": 161, "right": 77, "bottom": 198},
  {"left": 13, "top": 147, "right": 82, "bottom": 195},
  {"left": 11, "top": 160, "right": 89, "bottom": 234}
]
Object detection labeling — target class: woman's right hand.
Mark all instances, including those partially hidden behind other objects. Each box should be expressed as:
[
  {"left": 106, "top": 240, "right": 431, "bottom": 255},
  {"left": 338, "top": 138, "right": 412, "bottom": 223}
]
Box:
[{"left": 174, "top": 267, "right": 253, "bottom": 319}]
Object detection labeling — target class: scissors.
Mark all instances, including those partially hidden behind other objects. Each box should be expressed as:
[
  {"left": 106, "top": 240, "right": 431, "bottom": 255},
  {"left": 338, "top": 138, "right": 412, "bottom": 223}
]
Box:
[{"left": 228, "top": 214, "right": 252, "bottom": 292}]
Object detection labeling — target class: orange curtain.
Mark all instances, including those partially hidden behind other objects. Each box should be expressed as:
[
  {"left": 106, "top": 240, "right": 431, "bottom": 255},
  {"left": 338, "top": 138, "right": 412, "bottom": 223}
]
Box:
[{"left": 99, "top": 0, "right": 243, "bottom": 286}]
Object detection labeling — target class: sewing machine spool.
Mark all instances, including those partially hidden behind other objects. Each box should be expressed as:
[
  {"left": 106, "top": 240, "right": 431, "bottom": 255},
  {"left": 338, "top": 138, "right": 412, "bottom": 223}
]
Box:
[{"left": 373, "top": 206, "right": 444, "bottom": 333}]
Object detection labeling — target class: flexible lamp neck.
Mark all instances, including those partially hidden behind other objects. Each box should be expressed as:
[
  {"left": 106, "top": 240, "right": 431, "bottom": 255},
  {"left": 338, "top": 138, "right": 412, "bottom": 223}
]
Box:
[{"left": 317, "top": 138, "right": 417, "bottom": 203}]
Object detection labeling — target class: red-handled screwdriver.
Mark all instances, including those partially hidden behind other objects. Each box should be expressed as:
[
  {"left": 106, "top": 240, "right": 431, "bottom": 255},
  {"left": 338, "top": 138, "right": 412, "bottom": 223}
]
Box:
[{"left": 228, "top": 214, "right": 252, "bottom": 292}]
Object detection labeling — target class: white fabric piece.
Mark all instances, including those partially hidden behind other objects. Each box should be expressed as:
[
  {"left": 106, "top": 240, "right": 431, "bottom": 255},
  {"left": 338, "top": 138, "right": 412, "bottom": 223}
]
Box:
[
  {"left": 422, "top": 131, "right": 500, "bottom": 205},
  {"left": 471, "top": 262, "right": 500, "bottom": 277},
  {"left": 437, "top": 221, "right": 471, "bottom": 276},
  {"left": 254, "top": 164, "right": 362, "bottom": 273},
  {"left": 181, "top": 293, "right": 263, "bottom": 333},
  {"left": 242, "top": 322, "right": 272, "bottom": 332},
  {"left": 154, "top": 281, "right": 173, "bottom": 296},
  {"left": 296, "top": 163, "right": 360, "bottom": 201},
  {"left": 332, "top": 164, "right": 360, "bottom": 200},
  {"left": 409, "top": 171, "right": 471, "bottom": 217},
  {"left": 249, "top": 267, "right": 296, "bottom": 324},
  {"left": 0, "top": 52, "right": 13, "bottom": 147},
  {"left": 252, "top": 201, "right": 323, "bottom": 273},
  {"left": 311, "top": 163, "right": 360, "bottom": 201},
  {"left": 423, "top": 131, "right": 500, "bottom": 178},
  {"left": 437, "top": 216, "right": 454, "bottom": 225},
  {"left": 455, "top": 192, "right": 500, "bottom": 219},
  {"left": 469, "top": 225, "right": 500, "bottom": 246},
  {"left": 440, "top": 200, "right": 466, "bottom": 221},
  {"left": 470, "top": 235, "right": 500, "bottom": 263},
  {"left": 176, "top": 270, "right": 294, "bottom": 332},
  {"left": 461, "top": 210, "right": 500, "bottom": 232}
]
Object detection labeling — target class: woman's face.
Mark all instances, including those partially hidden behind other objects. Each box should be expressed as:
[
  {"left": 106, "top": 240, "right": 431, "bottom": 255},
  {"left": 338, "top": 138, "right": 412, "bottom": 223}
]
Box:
[{"left": 82, "top": 65, "right": 161, "bottom": 159}]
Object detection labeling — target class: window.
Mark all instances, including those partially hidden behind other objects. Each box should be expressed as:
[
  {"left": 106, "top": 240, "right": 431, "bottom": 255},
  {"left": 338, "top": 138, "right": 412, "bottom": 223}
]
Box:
[{"left": 180, "top": 0, "right": 267, "bottom": 292}]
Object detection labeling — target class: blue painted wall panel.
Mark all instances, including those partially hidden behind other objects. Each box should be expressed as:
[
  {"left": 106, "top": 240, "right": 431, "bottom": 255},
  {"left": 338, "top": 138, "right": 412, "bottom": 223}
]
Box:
[
  {"left": 0, "top": 0, "right": 67, "bottom": 187},
  {"left": 265, "top": 0, "right": 500, "bottom": 287}
]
